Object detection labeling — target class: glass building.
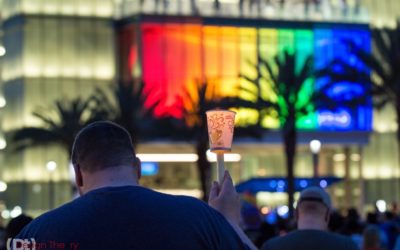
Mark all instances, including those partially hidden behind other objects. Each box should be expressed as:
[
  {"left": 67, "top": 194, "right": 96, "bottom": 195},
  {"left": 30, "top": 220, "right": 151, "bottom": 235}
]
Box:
[{"left": 0, "top": 0, "right": 399, "bottom": 218}]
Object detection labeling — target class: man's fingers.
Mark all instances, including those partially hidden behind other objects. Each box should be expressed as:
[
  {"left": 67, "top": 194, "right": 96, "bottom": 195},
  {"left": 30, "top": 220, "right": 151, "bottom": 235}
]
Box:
[
  {"left": 208, "top": 181, "right": 219, "bottom": 201},
  {"left": 220, "top": 171, "right": 235, "bottom": 195}
]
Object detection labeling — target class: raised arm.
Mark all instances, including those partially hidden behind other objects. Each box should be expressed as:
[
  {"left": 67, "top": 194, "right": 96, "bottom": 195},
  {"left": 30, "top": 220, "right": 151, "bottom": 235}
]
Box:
[{"left": 208, "top": 171, "right": 258, "bottom": 250}]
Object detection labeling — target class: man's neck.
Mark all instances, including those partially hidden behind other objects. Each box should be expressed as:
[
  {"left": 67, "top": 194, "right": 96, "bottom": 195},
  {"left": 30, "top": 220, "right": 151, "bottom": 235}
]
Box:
[
  {"left": 80, "top": 166, "right": 139, "bottom": 195},
  {"left": 297, "top": 218, "right": 327, "bottom": 231}
]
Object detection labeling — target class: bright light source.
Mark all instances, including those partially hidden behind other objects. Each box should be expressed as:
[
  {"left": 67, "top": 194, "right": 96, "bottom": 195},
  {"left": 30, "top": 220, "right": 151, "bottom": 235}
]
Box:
[
  {"left": 309, "top": 140, "right": 321, "bottom": 154},
  {"left": 10, "top": 206, "right": 22, "bottom": 218},
  {"left": 351, "top": 154, "right": 361, "bottom": 161},
  {"left": 0, "top": 181, "right": 7, "bottom": 192},
  {"left": 277, "top": 205, "right": 289, "bottom": 217},
  {"left": 46, "top": 161, "right": 57, "bottom": 172},
  {"left": 0, "top": 46, "right": 6, "bottom": 57},
  {"left": 333, "top": 154, "right": 346, "bottom": 161},
  {"left": 206, "top": 150, "right": 241, "bottom": 162},
  {"left": 1, "top": 210, "right": 10, "bottom": 219},
  {"left": 376, "top": 200, "right": 387, "bottom": 213},
  {"left": 299, "top": 180, "right": 308, "bottom": 188},
  {"left": 261, "top": 206, "right": 270, "bottom": 215},
  {"left": 320, "top": 180, "right": 328, "bottom": 188},
  {"left": 137, "top": 154, "right": 198, "bottom": 162},
  {"left": 0, "top": 138, "right": 6, "bottom": 150},
  {"left": 0, "top": 97, "right": 6, "bottom": 108},
  {"left": 154, "top": 189, "right": 202, "bottom": 198}
]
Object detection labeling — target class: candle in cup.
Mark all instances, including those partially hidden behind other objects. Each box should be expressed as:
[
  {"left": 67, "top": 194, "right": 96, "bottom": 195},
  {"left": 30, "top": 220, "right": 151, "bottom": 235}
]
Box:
[{"left": 206, "top": 109, "right": 236, "bottom": 184}]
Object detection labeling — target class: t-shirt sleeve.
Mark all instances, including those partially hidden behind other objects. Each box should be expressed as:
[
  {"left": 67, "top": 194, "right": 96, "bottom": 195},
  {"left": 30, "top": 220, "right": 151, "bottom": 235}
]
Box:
[{"left": 195, "top": 200, "right": 252, "bottom": 250}]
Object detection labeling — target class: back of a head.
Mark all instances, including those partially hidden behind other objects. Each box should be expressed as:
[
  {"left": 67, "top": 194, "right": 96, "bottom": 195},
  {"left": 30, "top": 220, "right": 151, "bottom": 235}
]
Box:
[
  {"left": 71, "top": 121, "right": 136, "bottom": 172},
  {"left": 363, "top": 225, "right": 381, "bottom": 249},
  {"left": 297, "top": 187, "right": 331, "bottom": 227},
  {"left": 5, "top": 214, "right": 33, "bottom": 239}
]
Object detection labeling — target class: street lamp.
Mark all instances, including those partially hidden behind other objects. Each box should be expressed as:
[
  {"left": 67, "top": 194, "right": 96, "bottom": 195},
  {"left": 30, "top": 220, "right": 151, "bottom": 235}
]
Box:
[
  {"left": 309, "top": 140, "right": 321, "bottom": 178},
  {"left": 46, "top": 161, "right": 57, "bottom": 209},
  {"left": 46, "top": 161, "right": 57, "bottom": 172}
]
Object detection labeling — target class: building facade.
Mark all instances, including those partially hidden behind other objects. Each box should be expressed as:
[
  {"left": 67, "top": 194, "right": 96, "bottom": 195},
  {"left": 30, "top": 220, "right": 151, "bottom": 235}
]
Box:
[{"left": 0, "top": 0, "right": 399, "bottom": 218}]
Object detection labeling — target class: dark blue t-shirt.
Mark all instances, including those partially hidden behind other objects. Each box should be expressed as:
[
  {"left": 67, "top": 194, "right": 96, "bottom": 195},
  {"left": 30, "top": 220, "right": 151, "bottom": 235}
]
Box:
[{"left": 15, "top": 186, "right": 248, "bottom": 250}]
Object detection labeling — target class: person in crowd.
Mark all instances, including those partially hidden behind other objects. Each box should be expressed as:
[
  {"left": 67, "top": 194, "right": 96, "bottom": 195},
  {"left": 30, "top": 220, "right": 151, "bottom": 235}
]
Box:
[
  {"left": 0, "top": 214, "right": 33, "bottom": 250},
  {"left": 261, "top": 186, "right": 358, "bottom": 250},
  {"left": 342, "top": 208, "right": 364, "bottom": 249},
  {"left": 15, "top": 121, "right": 256, "bottom": 250},
  {"left": 0, "top": 226, "right": 4, "bottom": 250},
  {"left": 366, "top": 212, "right": 389, "bottom": 249},
  {"left": 394, "top": 235, "right": 400, "bottom": 250},
  {"left": 362, "top": 225, "right": 383, "bottom": 250},
  {"left": 328, "top": 210, "right": 345, "bottom": 233}
]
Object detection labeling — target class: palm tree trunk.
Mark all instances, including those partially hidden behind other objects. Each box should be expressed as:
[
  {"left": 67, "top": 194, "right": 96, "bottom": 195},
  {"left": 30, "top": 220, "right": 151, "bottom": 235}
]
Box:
[
  {"left": 196, "top": 136, "right": 211, "bottom": 201},
  {"left": 283, "top": 115, "right": 296, "bottom": 219}
]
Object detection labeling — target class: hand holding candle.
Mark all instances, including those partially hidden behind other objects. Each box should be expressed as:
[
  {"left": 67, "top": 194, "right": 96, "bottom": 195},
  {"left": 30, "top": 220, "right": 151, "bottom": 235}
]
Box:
[{"left": 206, "top": 109, "right": 236, "bottom": 184}]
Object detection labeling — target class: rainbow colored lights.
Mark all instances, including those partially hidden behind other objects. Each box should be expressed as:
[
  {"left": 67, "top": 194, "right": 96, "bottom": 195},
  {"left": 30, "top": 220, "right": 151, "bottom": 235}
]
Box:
[{"left": 123, "top": 20, "right": 372, "bottom": 131}]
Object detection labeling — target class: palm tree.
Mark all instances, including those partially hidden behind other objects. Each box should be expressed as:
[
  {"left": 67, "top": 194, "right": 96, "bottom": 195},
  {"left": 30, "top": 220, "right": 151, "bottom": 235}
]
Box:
[
  {"left": 241, "top": 50, "right": 315, "bottom": 217},
  {"left": 320, "top": 23, "right": 400, "bottom": 189},
  {"left": 93, "top": 80, "right": 167, "bottom": 145},
  {"left": 242, "top": 49, "right": 370, "bottom": 217},
  {"left": 12, "top": 96, "right": 109, "bottom": 156},
  {"left": 340, "top": 24, "right": 400, "bottom": 140}
]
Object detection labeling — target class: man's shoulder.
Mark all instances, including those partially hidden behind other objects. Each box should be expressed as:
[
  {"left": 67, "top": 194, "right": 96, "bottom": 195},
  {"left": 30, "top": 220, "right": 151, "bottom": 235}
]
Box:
[
  {"left": 20, "top": 199, "right": 81, "bottom": 230},
  {"left": 262, "top": 230, "right": 358, "bottom": 250}
]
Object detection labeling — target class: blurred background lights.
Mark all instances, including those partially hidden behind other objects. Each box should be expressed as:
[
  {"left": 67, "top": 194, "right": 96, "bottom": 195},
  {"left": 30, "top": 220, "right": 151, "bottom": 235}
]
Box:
[
  {"left": 277, "top": 205, "right": 289, "bottom": 217},
  {"left": 1, "top": 210, "right": 10, "bottom": 219},
  {"left": 0, "top": 46, "right": 6, "bottom": 57},
  {"left": 261, "top": 206, "right": 270, "bottom": 215},
  {"left": 376, "top": 200, "right": 387, "bottom": 213},
  {"left": 10, "top": 206, "right": 22, "bottom": 218},
  {"left": 0, "top": 138, "right": 7, "bottom": 150},
  {"left": 46, "top": 161, "right": 57, "bottom": 172},
  {"left": 0, "top": 96, "right": 6, "bottom": 108},
  {"left": 333, "top": 153, "right": 346, "bottom": 161},
  {"left": 320, "top": 180, "right": 328, "bottom": 188},
  {"left": 0, "top": 181, "right": 7, "bottom": 192},
  {"left": 309, "top": 140, "right": 321, "bottom": 154},
  {"left": 300, "top": 180, "right": 308, "bottom": 188}
]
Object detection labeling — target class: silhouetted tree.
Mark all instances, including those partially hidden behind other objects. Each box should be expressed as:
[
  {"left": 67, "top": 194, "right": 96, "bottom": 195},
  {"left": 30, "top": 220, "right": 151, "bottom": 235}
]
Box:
[
  {"left": 241, "top": 51, "right": 315, "bottom": 217},
  {"left": 94, "top": 80, "right": 164, "bottom": 145},
  {"left": 320, "top": 23, "right": 400, "bottom": 178},
  {"left": 241, "top": 50, "right": 367, "bottom": 217},
  {"left": 12, "top": 96, "right": 108, "bottom": 156}
]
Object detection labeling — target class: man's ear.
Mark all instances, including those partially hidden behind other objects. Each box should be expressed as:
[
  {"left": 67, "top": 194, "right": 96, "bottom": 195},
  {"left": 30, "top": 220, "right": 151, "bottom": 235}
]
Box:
[
  {"left": 74, "top": 164, "right": 83, "bottom": 187},
  {"left": 135, "top": 157, "right": 141, "bottom": 180},
  {"left": 325, "top": 208, "right": 330, "bottom": 223}
]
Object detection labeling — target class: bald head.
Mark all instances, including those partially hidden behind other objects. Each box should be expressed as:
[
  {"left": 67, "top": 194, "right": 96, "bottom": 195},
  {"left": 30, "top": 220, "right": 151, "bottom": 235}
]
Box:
[{"left": 296, "top": 187, "right": 331, "bottom": 230}]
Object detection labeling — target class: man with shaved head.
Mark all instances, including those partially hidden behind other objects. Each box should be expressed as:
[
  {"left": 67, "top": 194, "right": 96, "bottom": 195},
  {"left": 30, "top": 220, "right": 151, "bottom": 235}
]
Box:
[{"left": 262, "top": 186, "right": 358, "bottom": 250}]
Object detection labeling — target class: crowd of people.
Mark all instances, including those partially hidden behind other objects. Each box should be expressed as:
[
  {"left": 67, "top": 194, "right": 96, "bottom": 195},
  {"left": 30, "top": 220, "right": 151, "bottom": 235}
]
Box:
[
  {"left": 245, "top": 205, "right": 400, "bottom": 250},
  {"left": 0, "top": 121, "right": 399, "bottom": 249}
]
